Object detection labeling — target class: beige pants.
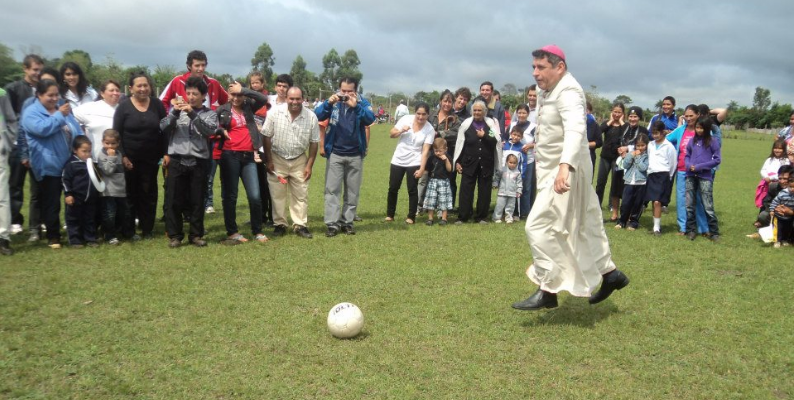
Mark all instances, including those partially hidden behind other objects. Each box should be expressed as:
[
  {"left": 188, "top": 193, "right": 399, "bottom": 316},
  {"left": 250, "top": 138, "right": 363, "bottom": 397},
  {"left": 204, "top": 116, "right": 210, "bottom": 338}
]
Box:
[{"left": 269, "top": 153, "right": 309, "bottom": 227}]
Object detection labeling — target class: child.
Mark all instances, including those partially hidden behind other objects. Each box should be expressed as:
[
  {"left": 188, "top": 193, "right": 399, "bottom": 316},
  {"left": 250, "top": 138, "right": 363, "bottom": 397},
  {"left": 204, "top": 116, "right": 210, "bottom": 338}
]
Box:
[
  {"left": 684, "top": 117, "right": 722, "bottom": 241},
  {"left": 617, "top": 133, "right": 649, "bottom": 230},
  {"left": 757, "top": 165, "right": 793, "bottom": 229},
  {"left": 770, "top": 173, "right": 794, "bottom": 247},
  {"left": 760, "top": 139, "right": 790, "bottom": 183},
  {"left": 62, "top": 136, "right": 100, "bottom": 248},
  {"left": 502, "top": 126, "right": 527, "bottom": 219},
  {"left": 492, "top": 154, "right": 522, "bottom": 224},
  {"left": 423, "top": 138, "right": 453, "bottom": 226},
  {"left": 96, "top": 129, "right": 128, "bottom": 245},
  {"left": 645, "top": 121, "right": 677, "bottom": 235}
]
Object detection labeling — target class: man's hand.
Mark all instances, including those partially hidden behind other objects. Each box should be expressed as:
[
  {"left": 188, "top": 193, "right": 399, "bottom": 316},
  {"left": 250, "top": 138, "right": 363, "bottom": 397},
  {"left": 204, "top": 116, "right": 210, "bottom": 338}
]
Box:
[
  {"left": 304, "top": 164, "right": 313, "bottom": 181},
  {"left": 554, "top": 164, "right": 571, "bottom": 194},
  {"left": 266, "top": 161, "right": 275, "bottom": 175},
  {"left": 65, "top": 195, "right": 74, "bottom": 206},
  {"left": 21, "top": 159, "right": 30, "bottom": 169},
  {"left": 162, "top": 155, "right": 170, "bottom": 168},
  {"left": 456, "top": 163, "right": 463, "bottom": 174},
  {"left": 122, "top": 156, "right": 134, "bottom": 170},
  {"left": 346, "top": 92, "right": 358, "bottom": 108}
]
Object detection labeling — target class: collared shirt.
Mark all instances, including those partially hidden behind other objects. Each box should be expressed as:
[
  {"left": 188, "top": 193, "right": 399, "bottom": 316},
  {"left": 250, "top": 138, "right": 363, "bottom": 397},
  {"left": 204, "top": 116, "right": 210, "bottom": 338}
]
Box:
[{"left": 262, "top": 107, "right": 320, "bottom": 159}]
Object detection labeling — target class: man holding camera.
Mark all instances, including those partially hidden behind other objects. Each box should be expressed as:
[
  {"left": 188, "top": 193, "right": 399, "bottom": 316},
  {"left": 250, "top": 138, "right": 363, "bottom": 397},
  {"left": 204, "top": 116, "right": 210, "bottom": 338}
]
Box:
[{"left": 315, "top": 77, "right": 375, "bottom": 237}]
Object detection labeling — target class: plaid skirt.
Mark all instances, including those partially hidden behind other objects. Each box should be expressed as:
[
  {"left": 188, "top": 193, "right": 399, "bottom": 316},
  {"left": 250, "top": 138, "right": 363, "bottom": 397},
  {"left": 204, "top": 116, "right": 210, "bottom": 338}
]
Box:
[{"left": 423, "top": 178, "right": 453, "bottom": 211}]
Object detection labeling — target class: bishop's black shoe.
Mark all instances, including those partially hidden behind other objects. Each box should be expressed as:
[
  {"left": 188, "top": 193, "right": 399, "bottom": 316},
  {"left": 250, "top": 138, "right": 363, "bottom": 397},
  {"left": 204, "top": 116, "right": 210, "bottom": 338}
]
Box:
[
  {"left": 511, "top": 289, "right": 558, "bottom": 310},
  {"left": 589, "top": 269, "right": 630, "bottom": 305}
]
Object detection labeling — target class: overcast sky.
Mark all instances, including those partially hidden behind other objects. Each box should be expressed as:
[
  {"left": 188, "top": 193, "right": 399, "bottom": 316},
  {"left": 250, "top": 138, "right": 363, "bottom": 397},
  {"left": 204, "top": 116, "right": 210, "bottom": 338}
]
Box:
[{"left": 2, "top": 0, "right": 793, "bottom": 110}]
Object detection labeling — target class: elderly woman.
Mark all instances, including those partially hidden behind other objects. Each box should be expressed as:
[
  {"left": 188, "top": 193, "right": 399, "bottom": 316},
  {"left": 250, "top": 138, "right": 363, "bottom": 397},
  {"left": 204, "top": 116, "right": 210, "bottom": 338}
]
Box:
[
  {"left": 73, "top": 79, "right": 122, "bottom": 160},
  {"left": 20, "top": 79, "right": 84, "bottom": 249},
  {"left": 60, "top": 62, "right": 97, "bottom": 109},
  {"left": 112, "top": 71, "right": 167, "bottom": 240},
  {"left": 453, "top": 98, "right": 502, "bottom": 224},
  {"left": 386, "top": 101, "right": 435, "bottom": 224}
]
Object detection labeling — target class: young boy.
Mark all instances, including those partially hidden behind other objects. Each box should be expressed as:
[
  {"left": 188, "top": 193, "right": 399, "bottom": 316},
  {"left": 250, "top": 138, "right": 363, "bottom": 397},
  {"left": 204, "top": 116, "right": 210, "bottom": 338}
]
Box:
[
  {"left": 160, "top": 76, "right": 218, "bottom": 248},
  {"left": 770, "top": 172, "right": 794, "bottom": 247},
  {"left": 96, "top": 129, "right": 128, "bottom": 245},
  {"left": 617, "top": 134, "right": 649, "bottom": 230},
  {"left": 62, "top": 136, "right": 100, "bottom": 248},
  {"left": 645, "top": 121, "right": 677, "bottom": 235},
  {"left": 423, "top": 138, "right": 453, "bottom": 226},
  {"left": 502, "top": 126, "right": 527, "bottom": 220},
  {"left": 757, "top": 165, "right": 793, "bottom": 229},
  {"left": 492, "top": 154, "right": 523, "bottom": 224}
]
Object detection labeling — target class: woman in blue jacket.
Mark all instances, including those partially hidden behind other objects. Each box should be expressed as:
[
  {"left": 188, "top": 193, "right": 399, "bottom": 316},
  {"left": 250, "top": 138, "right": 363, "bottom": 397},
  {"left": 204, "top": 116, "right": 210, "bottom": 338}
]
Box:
[{"left": 20, "top": 79, "right": 84, "bottom": 249}]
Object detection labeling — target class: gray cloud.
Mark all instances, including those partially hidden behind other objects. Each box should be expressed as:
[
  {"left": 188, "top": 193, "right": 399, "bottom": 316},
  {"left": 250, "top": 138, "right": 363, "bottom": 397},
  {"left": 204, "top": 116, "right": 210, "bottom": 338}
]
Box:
[{"left": 2, "top": 0, "right": 792, "bottom": 109}]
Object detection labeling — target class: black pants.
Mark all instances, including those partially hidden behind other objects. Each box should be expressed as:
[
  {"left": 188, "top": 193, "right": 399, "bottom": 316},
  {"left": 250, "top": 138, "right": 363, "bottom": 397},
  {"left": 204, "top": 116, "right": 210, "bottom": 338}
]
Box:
[
  {"left": 387, "top": 164, "right": 419, "bottom": 220},
  {"left": 66, "top": 197, "right": 98, "bottom": 245},
  {"left": 125, "top": 158, "right": 159, "bottom": 236},
  {"left": 165, "top": 158, "right": 209, "bottom": 241},
  {"left": 776, "top": 217, "right": 794, "bottom": 243},
  {"left": 458, "top": 165, "right": 493, "bottom": 222},
  {"left": 102, "top": 197, "right": 131, "bottom": 240},
  {"left": 38, "top": 176, "right": 62, "bottom": 242},
  {"left": 619, "top": 184, "right": 646, "bottom": 228},
  {"left": 9, "top": 148, "right": 41, "bottom": 231},
  {"left": 255, "top": 152, "right": 273, "bottom": 224},
  {"left": 595, "top": 157, "right": 624, "bottom": 207},
  {"left": 447, "top": 147, "right": 458, "bottom": 208}
]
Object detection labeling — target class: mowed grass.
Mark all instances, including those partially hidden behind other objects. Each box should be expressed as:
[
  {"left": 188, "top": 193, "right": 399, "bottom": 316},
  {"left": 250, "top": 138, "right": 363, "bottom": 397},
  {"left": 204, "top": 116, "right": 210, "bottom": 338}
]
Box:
[{"left": 1, "top": 126, "right": 792, "bottom": 399}]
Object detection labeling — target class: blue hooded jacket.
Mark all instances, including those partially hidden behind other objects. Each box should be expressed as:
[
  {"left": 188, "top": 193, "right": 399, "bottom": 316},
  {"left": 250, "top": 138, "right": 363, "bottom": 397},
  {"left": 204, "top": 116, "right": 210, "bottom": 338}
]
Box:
[
  {"left": 20, "top": 99, "right": 84, "bottom": 180},
  {"left": 315, "top": 96, "right": 375, "bottom": 158}
]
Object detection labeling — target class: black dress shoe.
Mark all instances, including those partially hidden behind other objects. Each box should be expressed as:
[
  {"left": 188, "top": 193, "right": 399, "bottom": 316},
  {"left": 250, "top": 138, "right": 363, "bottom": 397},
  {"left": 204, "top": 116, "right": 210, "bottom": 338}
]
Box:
[
  {"left": 589, "top": 269, "right": 630, "bottom": 304},
  {"left": 687, "top": 232, "right": 696, "bottom": 241},
  {"left": 511, "top": 289, "right": 558, "bottom": 310},
  {"left": 0, "top": 239, "right": 13, "bottom": 256},
  {"left": 272, "top": 225, "right": 288, "bottom": 237},
  {"left": 294, "top": 226, "right": 313, "bottom": 239},
  {"left": 341, "top": 225, "right": 356, "bottom": 235},
  {"left": 325, "top": 227, "right": 339, "bottom": 237}
]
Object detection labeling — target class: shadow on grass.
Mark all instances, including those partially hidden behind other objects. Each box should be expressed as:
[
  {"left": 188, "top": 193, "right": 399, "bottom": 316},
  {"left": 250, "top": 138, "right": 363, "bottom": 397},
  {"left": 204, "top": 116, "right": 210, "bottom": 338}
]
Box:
[{"left": 518, "top": 298, "right": 621, "bottom": 329}]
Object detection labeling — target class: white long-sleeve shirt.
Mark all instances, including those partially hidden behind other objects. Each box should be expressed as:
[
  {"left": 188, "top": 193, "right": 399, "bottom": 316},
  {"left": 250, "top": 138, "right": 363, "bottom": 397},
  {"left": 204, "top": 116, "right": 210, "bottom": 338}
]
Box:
[
  {"left": 760, "top": 157, "right": 790, "bottom": 181},
  {"left": 647, "top": 139, "right": 677, "bottom": 178}
]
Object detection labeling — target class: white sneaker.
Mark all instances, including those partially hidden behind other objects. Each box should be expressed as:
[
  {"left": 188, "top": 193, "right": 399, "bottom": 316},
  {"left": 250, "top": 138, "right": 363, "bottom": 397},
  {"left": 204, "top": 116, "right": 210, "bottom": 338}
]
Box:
[
  {"left": 11, "top": 224, "right": 23, "bottom": 234},
  {"left": 205, "top": 206, "right": 215, "bottom": 214},
  {"left": 494, "top": 220, "right": 502, "bottom": 224},
  {"left": 506, "top": 219, "right": 514, "bottom": 224},
  {"left": 774, "top": 242, "right": 782, "bottom": 248},
  {"left": 107, "top": 238, "right": 120, "bottom": 245}
]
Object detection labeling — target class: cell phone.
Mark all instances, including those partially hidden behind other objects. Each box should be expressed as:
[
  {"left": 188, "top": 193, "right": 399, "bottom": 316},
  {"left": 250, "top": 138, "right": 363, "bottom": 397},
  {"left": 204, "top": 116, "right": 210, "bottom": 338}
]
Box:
[{"left": 176, "top": 95, "right": 184, "bottom": 103}]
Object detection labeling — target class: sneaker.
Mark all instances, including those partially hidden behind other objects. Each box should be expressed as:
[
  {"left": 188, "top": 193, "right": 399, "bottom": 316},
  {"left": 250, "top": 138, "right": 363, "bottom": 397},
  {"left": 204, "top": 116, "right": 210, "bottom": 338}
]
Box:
[
  {"left": 454, "top": 220, "right": 464, "bottom": 225},
  {"left": 48, "top": 241, "right": 62, "bottom": 249},
  {"left": 294, "top": 226, "right": 313, "bottom": 239},
  {"left": 774, "top": 242, "right": 782, "bottom": 248},
  {"left": 190, "top": 237, "right": 207, "bottom": 247},
  {"left": 783, "top": 242, "right": 792, "bottom": 247},
  {"left": 255, "top": 233, "right": 270, "bottom": 243},
  {"left": 478, "top": 220, "right": 488, "bottom": 225},
  {"left": 132, "top": 234, "right": 142, "bottom": 242},
  {"left": 10, "top": 224, "right": 23, "bottom": 235},
  {"left": 426, "top": 220, "right": 434, "bottom": 226},
  {"left": 341, "top": 225, "right": 356, "bottom": 235},
  {"left": 653, "top": 230, "right": 662, "bottom": 237},
  {"left": 168, "top": 238, "right": 181, "bottom": 248},
  {"left": 687, "top": 232, "right": 697, "bottom": 241},
  {"left": 28, "top": 232, "right": 40, "bottom": 242},
  {"left": 662, "top": 206, "right": 669, "bottom": 214},
  {"left": 205, "top": 206, "right": 215, "bottom": 214},
  {"left": 0, "top": 239, "right": 13, "bottom": 256},
  {"left": 439, "top": 220, "right": 448, "bottom": 226},
  {"left": 505, "top": 219, "right": 514, "bottom": 224},
  {"left": 107, "top": 238, "right": 120, "bottom": 245},
  {"left": 627, "top": 227, "right": 636, "bottom": 231},
  {"left": 325, "top": 227, "right": 339, "bottom": 237},
  {"left": 710, "top": 235, "right": 721, "bottom": 243},
  {"left": 353, "top": 215, "right": 363, "bottom": 222},
  {"left": 494, "top": 220, "right": 502, "bottom": 224}
]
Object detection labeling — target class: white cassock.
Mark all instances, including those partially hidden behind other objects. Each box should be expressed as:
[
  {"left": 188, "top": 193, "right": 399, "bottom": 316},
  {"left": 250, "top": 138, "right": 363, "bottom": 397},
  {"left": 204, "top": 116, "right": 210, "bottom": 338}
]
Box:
[{"left": 525, "top": 72, "right": 616, "bottom": 297}]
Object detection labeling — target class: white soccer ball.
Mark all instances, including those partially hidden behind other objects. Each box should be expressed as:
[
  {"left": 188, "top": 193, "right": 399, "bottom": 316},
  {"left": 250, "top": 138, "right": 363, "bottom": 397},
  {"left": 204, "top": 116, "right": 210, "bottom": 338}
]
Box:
[{"left": 327, "top": 302, "right": 364, "bottom": 338}]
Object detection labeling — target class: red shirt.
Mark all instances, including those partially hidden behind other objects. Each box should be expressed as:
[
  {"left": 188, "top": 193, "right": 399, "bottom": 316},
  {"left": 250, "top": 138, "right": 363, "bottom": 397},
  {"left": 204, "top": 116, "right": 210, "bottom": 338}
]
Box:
[
  {"left": 224, "top": 109, "right": 253, "bottom": 152},
  {"left": 677, "top": 129, "right": 695, "bottom": 171}
]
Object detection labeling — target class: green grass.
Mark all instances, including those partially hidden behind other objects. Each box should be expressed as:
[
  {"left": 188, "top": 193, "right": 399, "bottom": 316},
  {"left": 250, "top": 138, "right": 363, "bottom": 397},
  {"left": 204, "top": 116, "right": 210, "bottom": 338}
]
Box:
[{"left": 1, "top": 126, "right": 792, "bottom": 399}]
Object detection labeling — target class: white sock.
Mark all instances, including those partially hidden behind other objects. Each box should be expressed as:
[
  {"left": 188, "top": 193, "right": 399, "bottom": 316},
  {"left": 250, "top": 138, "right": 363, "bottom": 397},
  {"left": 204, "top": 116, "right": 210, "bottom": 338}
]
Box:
[{"left": 653, "top": 218, "right": 661, "bottom": 231}]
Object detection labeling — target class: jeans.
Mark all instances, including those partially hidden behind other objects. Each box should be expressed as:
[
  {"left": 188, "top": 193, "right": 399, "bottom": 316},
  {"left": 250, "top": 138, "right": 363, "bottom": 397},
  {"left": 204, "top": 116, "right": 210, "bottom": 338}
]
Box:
[
  {"left": 220, "top": 151, "right": 262, "bottom": 236},
  {"left": 685, "top": 176, "right": 719, "bottom": 235},
  {"left": 205, "top": 158, "right": 218, "bottom": 208},
  {"left": 324, "top": 153, "right": 363, "bottom": 228},
  {"left": 675, "top": 171, "right": 708, "bottom": 233},
  {"left": 387, "top": 164, "right": 420, "bottom": 220},
  {"left": 102, "top": 197, "right": 130, "bottom": 240},
  {"left": 165, "top": 158, "right": 209, "bottom": 241}
]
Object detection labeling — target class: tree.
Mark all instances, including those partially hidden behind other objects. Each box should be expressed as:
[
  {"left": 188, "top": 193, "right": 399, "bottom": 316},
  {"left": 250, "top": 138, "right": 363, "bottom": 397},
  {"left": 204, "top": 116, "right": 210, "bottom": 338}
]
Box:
[
  {"left": 290, "top": 55, "right": 311, "bottom": 90},
  {"left": 500, "top": 83, "right": 518, "bottom": 96},
  {"left": 613, "top": 94, "right": 633, "bottom": 105},
  {"left": 726, "top": 100, "right": 739, "bottom": 113},
  {"left": 319, "top": 48, "right": 341, "bottom": 90},
  {"left": 90, "top": 55, "right": 127, "bottom": 89},
  {"left": 151, "top": 64, "right": 178, "bottom": 94},
  {"left": 61, "top": 49, "right": 95, "bottom": 84},
  {"left": 251, "top": 42, "right": 275, "bottom": 82},
  {"left": 0, "top": 42, "right": 23, "bottom": 86},
  {"left": 752, "top": 86, "right": 771, "bottom": 112}
]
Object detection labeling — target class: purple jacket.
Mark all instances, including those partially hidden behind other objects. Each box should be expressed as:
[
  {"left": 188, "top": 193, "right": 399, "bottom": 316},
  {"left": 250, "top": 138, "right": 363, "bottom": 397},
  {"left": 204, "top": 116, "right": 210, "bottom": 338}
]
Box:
[{"left": 684, "top": 135, "right": 721, "bottom": 181}]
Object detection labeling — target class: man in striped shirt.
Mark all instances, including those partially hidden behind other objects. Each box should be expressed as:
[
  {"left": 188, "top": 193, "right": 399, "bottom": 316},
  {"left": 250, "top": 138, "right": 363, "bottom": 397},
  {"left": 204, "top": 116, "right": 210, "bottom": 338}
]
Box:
[{"left": 262, "top": 87, "right": 320, "bottom": 239}]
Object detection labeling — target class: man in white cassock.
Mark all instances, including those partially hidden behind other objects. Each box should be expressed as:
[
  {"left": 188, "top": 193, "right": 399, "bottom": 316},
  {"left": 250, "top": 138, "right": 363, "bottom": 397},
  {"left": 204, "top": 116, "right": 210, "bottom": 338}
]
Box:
[{"left": 512, "top": 45, "right": 630, "bottom": 310}]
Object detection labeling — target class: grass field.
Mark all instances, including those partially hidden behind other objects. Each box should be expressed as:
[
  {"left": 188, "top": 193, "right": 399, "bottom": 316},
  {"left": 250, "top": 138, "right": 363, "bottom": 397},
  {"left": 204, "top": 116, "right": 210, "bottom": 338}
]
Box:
[{"left": 1, "top": 126, "right": 791, "bottom": 399}]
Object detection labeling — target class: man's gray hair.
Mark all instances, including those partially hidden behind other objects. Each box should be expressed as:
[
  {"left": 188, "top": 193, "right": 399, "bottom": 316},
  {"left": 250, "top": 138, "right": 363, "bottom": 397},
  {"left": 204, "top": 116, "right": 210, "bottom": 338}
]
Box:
[{"left": 531, "top": 50, "right": 567, "bottom": 69}]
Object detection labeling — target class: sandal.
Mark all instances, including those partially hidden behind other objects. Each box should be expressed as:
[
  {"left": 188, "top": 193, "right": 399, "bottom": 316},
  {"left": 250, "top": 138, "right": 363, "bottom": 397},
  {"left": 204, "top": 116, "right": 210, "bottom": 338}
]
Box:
[
  {"left": 228, "top": 233, "right": 248, "bottom": 243},
  {"left": 384, "top": 217, "right": 394, "bottom": 222},
  {"left": 405, "top": 218, "right": 415, "bottom": 225},
  {"left": 255, "top": 233, "right": 269, "bottom": 243}
]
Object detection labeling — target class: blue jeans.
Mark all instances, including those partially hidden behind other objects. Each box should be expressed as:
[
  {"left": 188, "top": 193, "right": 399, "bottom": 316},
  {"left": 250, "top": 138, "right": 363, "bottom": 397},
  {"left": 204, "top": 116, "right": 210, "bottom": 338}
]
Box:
[
  {"left": 205, "top": 158, "right": 218, "bottom": 208},
  {"left": 102, "top": 197, "right": 130, "bottom": 240},
  {"left": 675, "top": 171, "right": 707, "bottom": 233},
  {"left": 685, "top": 177, "right": 719, "bottom": 235},
  {"left": 220, "top": 151, "right": 262, "bottom": 236}
]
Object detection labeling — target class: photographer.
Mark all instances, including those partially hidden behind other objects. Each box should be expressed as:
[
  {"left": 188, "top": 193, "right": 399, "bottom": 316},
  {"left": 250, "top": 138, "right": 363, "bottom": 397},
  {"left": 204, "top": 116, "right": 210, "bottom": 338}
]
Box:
[{"left": 314, "top": 77, "right": 375, "bottom": 237}]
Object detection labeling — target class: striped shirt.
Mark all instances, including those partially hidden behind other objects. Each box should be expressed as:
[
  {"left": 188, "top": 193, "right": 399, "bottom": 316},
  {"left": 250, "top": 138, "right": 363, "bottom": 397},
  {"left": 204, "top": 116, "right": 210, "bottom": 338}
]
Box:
[{"left": 262, "top": 107, "right": 320, "bottom": 160}]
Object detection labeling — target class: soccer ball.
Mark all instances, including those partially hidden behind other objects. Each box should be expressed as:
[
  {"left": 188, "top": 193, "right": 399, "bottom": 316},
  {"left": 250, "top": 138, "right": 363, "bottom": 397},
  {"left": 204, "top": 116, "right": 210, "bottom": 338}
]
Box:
[{"left": 327, "top": 302, "right": 364, "bottom": 338}]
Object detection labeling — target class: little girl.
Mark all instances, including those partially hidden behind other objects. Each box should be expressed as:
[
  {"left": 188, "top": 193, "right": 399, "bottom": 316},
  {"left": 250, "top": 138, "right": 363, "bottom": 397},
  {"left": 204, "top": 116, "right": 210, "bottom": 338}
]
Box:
[
  {"left": 684, "top": 117, "right": 722, "bottom": 241},
  {"left": 423, "top": 138, "right": 453, "bottom": 226},
  {"left": 645, "top": 122, "right": 677, "bottom": 235},
  {"left": 492, "top": 154, "right": 522, "bottom": 224},
  {"left": 760, "top": 139, "right": 790, "bottom": 182},
  {"left": 617, "top": 133, "right": 649, "bottom": 230}
]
